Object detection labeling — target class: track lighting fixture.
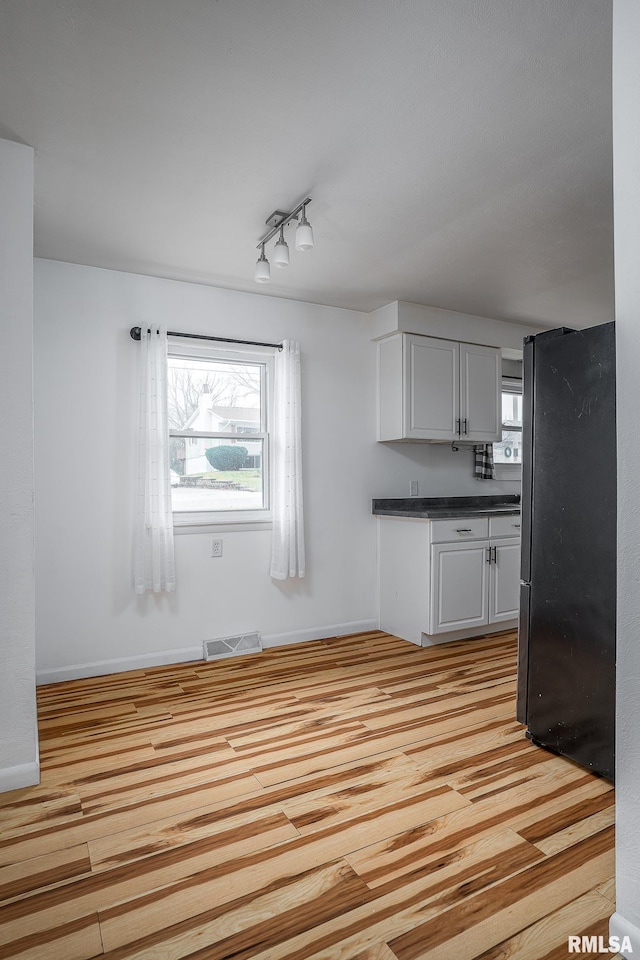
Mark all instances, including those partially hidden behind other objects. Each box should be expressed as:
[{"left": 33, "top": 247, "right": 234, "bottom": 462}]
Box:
[{"left": 254, "top": 197, "right": 313, "bottom": 283}]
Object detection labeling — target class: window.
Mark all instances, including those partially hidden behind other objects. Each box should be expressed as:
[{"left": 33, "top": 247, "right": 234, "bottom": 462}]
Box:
[
  {"left": 167, "top": 340, "right": 273, "bottom": 526},
  {"left": 493, "top": 376, "right": 522, "bottom": 479}
]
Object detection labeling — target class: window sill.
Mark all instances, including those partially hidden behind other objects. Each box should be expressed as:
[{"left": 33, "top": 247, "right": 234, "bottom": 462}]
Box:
[
  {"left": 494, "top": 464, "right": 522, "bottom": 481},
  {"left": 173, "top": 511, "right": 272, "bottom": 534}
]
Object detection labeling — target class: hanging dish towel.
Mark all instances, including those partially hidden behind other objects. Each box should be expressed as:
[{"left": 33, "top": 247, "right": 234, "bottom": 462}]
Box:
[{"left": 474, "top": 444, "right": 495, "bottom": 480}]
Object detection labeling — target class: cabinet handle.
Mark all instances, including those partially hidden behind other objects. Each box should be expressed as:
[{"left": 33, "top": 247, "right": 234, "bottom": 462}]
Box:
[
  {"left": 513, "top": 523, "right": 521, "bottom": 529},
  {"left": 486, "top": 547, "right": 492, "bottom": 563},
  {"left": 456, "top": 418, "right": 461, "bottom": 435},
  {"left": 463, "top": 418, "right": 468, "bottom": 435},
  {"left": 456, "top": 528, "right": 472, "bottom": 533},
  {"left": 491, "top": 545, "right": 497, "bottom": 564}
]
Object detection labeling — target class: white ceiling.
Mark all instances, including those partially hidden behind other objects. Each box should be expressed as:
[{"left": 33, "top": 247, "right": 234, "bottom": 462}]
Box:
[{"left": 0, "top": 0, "right": 613, "bottom": 327}]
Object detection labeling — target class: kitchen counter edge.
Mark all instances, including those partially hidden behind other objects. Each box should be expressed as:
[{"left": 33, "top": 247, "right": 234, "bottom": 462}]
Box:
[{"left": 372, "top": 495, "right": 520, "bottom": 520}]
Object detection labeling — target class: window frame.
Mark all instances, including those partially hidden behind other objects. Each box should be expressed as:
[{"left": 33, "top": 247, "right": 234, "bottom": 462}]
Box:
[
  {"left": 167, "top": 337, "right": 274, "bottom": 530},
  {"left": 494, "top": 376, "right": 523, "bottom": 481}
]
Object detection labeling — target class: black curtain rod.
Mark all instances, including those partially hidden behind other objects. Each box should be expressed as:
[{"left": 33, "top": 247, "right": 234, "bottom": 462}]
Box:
[{"left": 129, "top": 327, "right": 283, "bottom": 350}]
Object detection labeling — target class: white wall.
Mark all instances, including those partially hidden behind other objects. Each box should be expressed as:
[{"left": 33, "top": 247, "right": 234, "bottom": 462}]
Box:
[
  {"left": 0, "top": 139, "right": 39, "bottom": 792},
  {"left": 611, "top": 0, "right": 640, "bottom": 951},
  {"left": 34, "top": 260, "right": 520, "bottom": 681},
  {"left": 370, "top": 300, "right": 548, "bottom": 349}
]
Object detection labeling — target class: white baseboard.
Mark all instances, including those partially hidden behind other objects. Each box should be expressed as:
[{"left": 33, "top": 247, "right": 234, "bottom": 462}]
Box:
[
  {"left": 36, "top": 620, "right": 380, "bottom": 685},
  {"left": 36, "top": 646, "right": 202, "bottom": 685},
  {"left": 610, "top": 911, "right": 640, "bottom": 957},
  {"left": 0, "top": 760, "right": 40, "bottom": 794},
  {"left": 261, "top": 619, "right": 379, "bottom": 648},
  {"left": 421, "top": 620, "right": 518, "bottom": 646}
]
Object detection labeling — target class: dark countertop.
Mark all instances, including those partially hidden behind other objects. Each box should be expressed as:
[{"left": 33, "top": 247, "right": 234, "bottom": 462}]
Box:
[{"left": 372, "top": 494, "right": 521, "bottom": 519}]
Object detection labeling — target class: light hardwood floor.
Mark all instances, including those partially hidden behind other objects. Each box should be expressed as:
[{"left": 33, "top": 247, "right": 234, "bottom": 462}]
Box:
[{"left": 0, "top": 629, "right": 615, "bottom": 959}]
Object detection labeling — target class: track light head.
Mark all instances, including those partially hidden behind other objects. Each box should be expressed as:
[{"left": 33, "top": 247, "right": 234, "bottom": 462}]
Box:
[
  {"left": 273, "top": 226, "right": 290, "bottom": 267},
  {"left": 295, "top": 205, "right": 314, "bottom": 251},
  {"left": 254, "top": 244, "right": 271, "bottom": 283}
]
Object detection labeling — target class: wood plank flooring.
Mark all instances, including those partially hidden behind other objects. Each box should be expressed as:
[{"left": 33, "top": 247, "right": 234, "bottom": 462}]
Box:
[{"left": 0, "top": 629, "right": 615, "bottom": 959}]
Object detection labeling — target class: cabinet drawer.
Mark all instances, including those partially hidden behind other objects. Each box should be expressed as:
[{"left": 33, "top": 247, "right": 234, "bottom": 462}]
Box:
[
  {"left": 489, "top": 515, "right": 522, "bottom": 538},
  {"left": 430, "top": 518, "right": 489, "bottom": 542}
]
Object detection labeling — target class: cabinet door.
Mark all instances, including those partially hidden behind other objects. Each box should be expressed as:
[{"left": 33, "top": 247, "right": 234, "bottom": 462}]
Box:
[
  {"left": 459, "top": 343, "right": 501, "bottom": 442},
  {"left": 488, "top": 538, "right": 520, "bottom": 622},
  {"left": 430, "top": 541, "right": 489, "bottom": 634},
  {"left": 404, "top": 334, "right": 459, "bottom": 440}
]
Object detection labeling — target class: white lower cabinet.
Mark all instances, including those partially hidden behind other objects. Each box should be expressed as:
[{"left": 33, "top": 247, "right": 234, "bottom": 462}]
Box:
[
  {"left": 378, "top": 514, "right": 520, "bottom": 646},
  {"left": 430, "top": 536, "right": 519, "bottom": 634},
  {"left": 488, "top": 538, "right": 521, "bottom": 622},
  {"left": 431, "top": 541, "right": 489, "bottom": 633}
]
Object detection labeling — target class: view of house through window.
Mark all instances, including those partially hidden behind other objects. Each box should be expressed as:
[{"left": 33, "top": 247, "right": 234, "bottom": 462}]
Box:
[
  {"left": 168, "top": 350, "right": 269, "bottom": 517},
  {"left": 493, "top": 377, "right": 523, "bottom": 466}
]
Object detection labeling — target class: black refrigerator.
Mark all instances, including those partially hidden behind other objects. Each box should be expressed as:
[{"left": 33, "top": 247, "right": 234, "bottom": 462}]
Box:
[{"left": 516, "top": 322, "right": 616, "bottom": 781}]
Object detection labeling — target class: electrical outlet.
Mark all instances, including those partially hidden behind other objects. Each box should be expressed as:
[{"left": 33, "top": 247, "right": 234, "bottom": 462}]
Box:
[
  {"left": 211, "top": 538, "right": 223, "bottom": 558},
  {"left": 409, "top": 480, "right": 419, "bottom": 497}
]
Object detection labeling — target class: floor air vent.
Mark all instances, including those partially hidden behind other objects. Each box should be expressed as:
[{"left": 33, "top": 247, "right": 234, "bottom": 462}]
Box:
[{"left": 203, "top": 632, "right": 262, "bottom": 661}]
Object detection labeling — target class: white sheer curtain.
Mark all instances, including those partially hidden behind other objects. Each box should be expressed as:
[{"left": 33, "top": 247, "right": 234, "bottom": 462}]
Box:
[
  {"left": 134, "top": 326, "right": 176, "bottom": 593},
  {"left": 270, "top": 340, "right": 305, "bottom": 580}
]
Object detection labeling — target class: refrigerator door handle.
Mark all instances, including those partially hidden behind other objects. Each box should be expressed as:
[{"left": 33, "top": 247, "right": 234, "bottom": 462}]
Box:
[{"left": 517, "top": 582, "right": 531, "bottom": 724}]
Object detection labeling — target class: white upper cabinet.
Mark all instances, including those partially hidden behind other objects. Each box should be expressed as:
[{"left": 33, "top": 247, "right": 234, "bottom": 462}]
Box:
[
  {"left": 459, "top": 342, "right": 502, "bottom": 442},
  {"left": 404, "top": 335, "right": 458, "bottom": 440},
  {"left": 377, "top": 333, "right": 501, "bottom": 442}
]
